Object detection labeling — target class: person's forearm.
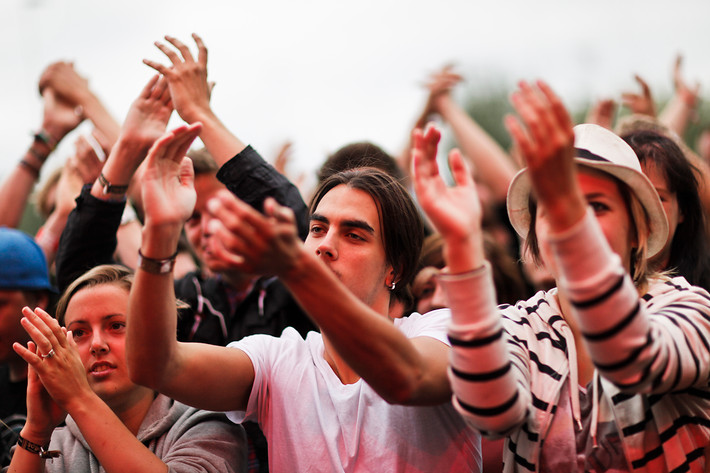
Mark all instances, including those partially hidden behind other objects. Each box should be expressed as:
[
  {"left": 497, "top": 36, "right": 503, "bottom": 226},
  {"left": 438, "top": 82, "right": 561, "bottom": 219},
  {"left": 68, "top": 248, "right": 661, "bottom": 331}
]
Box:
[
  {"left": 7, "top": 427, "right": 53, "bottom": 473},
  {"left": 181, "top": 108, "right": 246, "bottom": 167},
  {"left": 126, "top": 224, "right": 183, "bottom": 389},
  {"left": 77, "top": 91, "right": 121, "bottom": 147},
  {"left": 441, "top": 264, "right": 529, "bottom": 434},
  {"left": 35, "top": 206, "right": 73, "bottom": 266},
  {"left": 0, "top": 141, "right": 53, "bottom": 227},
  {"left": 67, "top": 393, "right": 167, "bottom": 473},
  {"left": 281, "top": 249, "right": 445, "bottom": 405},
  {"left": 91, "top": 138, "right": 150, "bottom": 201},
  {"left": 437, "top": 96, "right": 517, "bottom": 201},
  {"left": 659, "top": 95, "right": 695, "bottom": 139}
]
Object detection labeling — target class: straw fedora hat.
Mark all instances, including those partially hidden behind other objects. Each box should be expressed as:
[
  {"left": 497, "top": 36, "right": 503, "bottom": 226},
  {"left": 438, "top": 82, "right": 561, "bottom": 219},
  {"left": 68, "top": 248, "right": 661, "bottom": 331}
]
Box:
[{"left": 506, "top": 123, "right": 669, "bottom": 258}]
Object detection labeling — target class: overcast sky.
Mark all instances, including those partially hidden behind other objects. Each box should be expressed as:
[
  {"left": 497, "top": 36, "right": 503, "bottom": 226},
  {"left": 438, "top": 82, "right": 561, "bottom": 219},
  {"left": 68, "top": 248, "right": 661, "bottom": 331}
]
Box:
[{"left": 3, "top": 0, "right": 710, "bottom": 191}]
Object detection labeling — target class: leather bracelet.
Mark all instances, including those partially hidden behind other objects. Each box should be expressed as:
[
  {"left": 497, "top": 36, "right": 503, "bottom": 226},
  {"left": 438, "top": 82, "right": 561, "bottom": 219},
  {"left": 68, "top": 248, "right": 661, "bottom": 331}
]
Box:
[
  {"left": 137, "top": 249, "right": 178, "bottom": 274},
  {"left": 33, "top": 129, "right": 57, "bottom": 150},
  {"left": 18, "top": 159, "right": 41, "bottom": 180},
  {"left": 98, "top": 173, "right": 129, "bottom": 196},
  {"left": 17, "top": 434, "right": 61, "bottom": 459}
]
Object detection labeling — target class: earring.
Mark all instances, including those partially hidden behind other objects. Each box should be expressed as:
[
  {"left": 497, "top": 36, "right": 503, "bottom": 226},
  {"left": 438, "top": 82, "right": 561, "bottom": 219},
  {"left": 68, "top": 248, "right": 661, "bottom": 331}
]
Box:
[{"left": 390, "top": 281, "right": 396, "bottom": 291}]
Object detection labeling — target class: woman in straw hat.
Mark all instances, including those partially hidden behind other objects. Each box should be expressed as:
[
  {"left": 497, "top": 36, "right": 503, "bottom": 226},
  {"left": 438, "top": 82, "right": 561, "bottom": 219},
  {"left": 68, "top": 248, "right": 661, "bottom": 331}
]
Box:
[{"left": 412, "top": 80, "right": 710, "bottom": 472}]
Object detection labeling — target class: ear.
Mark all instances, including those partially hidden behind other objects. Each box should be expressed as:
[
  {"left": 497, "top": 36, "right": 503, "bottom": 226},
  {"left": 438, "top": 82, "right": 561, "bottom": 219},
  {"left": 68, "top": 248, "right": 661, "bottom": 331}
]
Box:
[{"left": 385, "top": 267, "right": 397, "bottom": 288}]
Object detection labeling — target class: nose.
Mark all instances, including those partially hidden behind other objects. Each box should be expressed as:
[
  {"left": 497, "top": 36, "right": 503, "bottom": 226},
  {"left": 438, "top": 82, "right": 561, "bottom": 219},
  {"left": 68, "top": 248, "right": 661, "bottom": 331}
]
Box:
[
  {"left": 314, "top": 233, "right": 338, "bottom": 261},
  {"left": 90, "top": 331, "right": 109, "bottom": 355},
  {"left": 429, "top": 281, "right": 448, "bottom": 311}
]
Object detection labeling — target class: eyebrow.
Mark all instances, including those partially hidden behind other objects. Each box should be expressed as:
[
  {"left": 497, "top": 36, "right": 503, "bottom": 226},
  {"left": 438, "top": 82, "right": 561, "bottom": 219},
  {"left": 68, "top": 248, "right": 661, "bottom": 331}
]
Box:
[
  {"left": 310, "top": 213, "right": 375, "bottom": 234},
  {"left": 67, "top": 313, "right": 124, "bottom": 329}
]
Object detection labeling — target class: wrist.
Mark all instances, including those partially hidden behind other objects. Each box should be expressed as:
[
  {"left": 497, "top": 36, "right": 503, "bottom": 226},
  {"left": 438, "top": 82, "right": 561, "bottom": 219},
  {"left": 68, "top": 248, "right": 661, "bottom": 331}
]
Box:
[
  {"left": 443, "top": 234, "right": 485, "bottom": 274},
  {"left": 140, "top": 225, "right": 182, "bottom": 259},
  {"left": 19, "top": 426, "right": 54, "bottom": 447}
]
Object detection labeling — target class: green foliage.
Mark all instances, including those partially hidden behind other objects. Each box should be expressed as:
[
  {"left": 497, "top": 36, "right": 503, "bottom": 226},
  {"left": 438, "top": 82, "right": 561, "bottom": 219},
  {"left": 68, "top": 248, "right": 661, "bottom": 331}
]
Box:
[{"left": 452, "top": 79, "right": 710, "bottom": 158}]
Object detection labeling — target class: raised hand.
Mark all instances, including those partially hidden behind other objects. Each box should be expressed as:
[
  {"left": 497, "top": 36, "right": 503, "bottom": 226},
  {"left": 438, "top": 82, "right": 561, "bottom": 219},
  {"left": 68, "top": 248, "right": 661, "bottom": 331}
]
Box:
[
  {"left": 411, "top": 125, "right": 484, "bottom": 272},
  {"left": 425, "top": 65, "right": 463, "bottom": 115},
  {"left": 72, "top": 134, "right": 105, "bottom": 184},
  {"left": 505, "top": 80, "right": 584, "bottom": 232},
  {"left": 141, "top": 123, "right": 202, "bottom": 229},
  {"left": 673, "top": 54, "right": 700, "bottom": 108},
  {"left": 585, "top": 98, "right": 616, "bottom": 130},
  {"left": 39, "top": 61, "right": 91, "bottom": 108},
  {"left": 120, "top": 75, "right": 174, "bottom": 153},
  {"left": 144, "top": 34, "right": 211, "bottom": 124},
  {"left": 621, "top": 75, "right": 656, "bottom": 117},
  {"left": 15, "top": 341, "right": 66, "bottom": 445},
  {"left": 13, "top": 307, "right": 92, "bottom": 412},
  {"left": 41, "top": 88, "right": 84, "bottom": 144},
  {"left": 206, "top": 191, "right": 302, "bottom": 276}
]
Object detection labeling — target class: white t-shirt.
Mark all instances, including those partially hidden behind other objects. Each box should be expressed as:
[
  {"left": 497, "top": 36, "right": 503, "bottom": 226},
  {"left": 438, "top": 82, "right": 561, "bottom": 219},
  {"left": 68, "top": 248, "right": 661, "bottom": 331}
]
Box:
[{"left": 227, "top": 310, "right": 481, "bottom": 472}]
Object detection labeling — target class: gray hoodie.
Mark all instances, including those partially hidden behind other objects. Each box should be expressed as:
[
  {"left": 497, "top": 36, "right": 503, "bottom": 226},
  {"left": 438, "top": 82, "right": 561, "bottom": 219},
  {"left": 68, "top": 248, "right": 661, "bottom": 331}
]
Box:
[{"left": 43, "top": 394, "right": 246, "bottom": 473}]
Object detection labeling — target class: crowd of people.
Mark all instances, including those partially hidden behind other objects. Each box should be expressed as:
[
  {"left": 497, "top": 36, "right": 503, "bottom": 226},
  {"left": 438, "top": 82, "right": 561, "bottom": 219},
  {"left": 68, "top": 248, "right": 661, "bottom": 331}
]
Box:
[{"left": 1, "top": 33, "right": 710, "bottom": 472}]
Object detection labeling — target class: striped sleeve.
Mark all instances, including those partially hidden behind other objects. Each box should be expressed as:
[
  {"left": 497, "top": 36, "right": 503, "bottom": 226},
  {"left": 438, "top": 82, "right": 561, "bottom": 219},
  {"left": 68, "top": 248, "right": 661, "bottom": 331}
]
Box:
[
  {"left": 440, "top": 263, "right": 530, "bottom": 435},
  {"left": 549, "top": 209, "right": 710, "bottom": 393}
]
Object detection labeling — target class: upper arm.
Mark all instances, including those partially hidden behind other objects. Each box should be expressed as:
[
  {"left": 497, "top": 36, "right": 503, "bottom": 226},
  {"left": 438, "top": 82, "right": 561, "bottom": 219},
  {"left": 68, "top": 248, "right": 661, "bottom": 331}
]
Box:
[
  {"left": 161, "top": 411, "right": 248, "bottom": 473},
  {"left": 405, "top": 335, "right": 452, "bottom": 405},
  {"left": 158, "top": 342, "right": 256, "bottom": 412}
]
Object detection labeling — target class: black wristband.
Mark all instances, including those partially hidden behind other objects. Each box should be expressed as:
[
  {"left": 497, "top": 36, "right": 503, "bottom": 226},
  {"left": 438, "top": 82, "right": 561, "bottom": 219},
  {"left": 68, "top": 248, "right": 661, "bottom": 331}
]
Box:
[
  {"left": 17, "top": 434, "right": 61, "bottom": 459},
  {"left": 98, "top": 173, "right": 129, "bottom": 196},
  {"left": 137, "top": 249, "right": 178, "bottom": 274}
]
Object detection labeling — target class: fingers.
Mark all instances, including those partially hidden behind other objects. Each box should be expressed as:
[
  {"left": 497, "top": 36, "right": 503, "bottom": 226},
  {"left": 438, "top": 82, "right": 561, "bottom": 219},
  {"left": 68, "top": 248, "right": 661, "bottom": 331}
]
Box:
[
  {"left": 19, "top": 307, "right": 66, "bottom": 361},
  {"left": 411, "top": 126, "right": 440, "bottom": 183},
  {"left": 148, "top": 123, "right": 203, "bottom": 166},
  {"left": 164, "top": 35, "right": 195, "bottom": 63},
  {"left": 263, "top": 197, "right": 296, "bottom": 225},
  {"left": 448, "top": 149, "right": 474, "bottom": 188},
  {"left": 192, "top": 33, "right": 208, "bottom": 68},
  {"left": 634, "top": 74, "right": 652, "bottom": 98},
  {"left": 143, "top": 58, "right": 168, "bottom": 75},
  {"left": 139, "top": 74, "right": 160, "bottom": 99},
  {"left": 154, "top": 40, "right": 183, "bottom": 66}
]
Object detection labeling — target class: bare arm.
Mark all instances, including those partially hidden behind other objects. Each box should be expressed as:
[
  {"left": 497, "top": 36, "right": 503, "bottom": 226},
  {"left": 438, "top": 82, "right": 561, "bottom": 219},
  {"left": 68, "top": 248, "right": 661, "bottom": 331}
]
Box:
[
  {"left": 659, "top": 55, "right": 700, "bottom": 138},
  {"left": 0, "top": 89, "right": 82, "bottom": 228},
  {"left": 127, "top": 125, "right": 255, "bottom": 412}
]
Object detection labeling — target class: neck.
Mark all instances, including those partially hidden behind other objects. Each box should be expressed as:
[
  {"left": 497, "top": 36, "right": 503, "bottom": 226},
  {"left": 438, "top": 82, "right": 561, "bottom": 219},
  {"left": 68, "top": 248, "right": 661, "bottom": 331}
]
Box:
[
  {"left": 556, "top": 289, "right": 595, "bottom": 386},
  {"left": 108, "top": 388, "right": 155, "bottom": 436},
  {"left": 322, "top": 335, "right": 360, "bottom": 384}
]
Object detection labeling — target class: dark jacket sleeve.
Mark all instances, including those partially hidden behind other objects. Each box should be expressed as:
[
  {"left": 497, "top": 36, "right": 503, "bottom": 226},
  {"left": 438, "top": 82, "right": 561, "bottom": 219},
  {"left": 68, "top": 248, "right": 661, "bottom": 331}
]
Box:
[
  {"left": 55, "top": 186, "right": 124, "bottom": 292},
  {"left": 216, "top": 145, "right": 309, "bottom": 240}
]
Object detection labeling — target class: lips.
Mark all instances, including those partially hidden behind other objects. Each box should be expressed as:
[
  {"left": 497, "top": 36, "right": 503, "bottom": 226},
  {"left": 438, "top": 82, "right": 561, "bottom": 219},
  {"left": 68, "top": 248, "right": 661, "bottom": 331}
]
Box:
[{"left": 89, "top": 361, "right": 116, "bottom": 375}]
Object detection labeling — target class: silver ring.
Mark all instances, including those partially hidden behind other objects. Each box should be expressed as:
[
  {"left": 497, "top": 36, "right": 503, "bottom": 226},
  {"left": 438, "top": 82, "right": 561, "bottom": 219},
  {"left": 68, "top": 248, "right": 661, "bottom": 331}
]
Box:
[{"left": 41, "top": 349, "right": 56, "bottom": 359}]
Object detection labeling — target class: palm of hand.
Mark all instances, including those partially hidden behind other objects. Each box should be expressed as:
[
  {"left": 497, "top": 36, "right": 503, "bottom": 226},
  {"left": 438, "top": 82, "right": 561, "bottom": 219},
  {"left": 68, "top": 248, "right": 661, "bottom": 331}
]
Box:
[
  {"left": 142, "top": 158, "right": 196, "bottom": 226},
  {"left": 122, "top": 99, "right": 173, "bottom": 150}
]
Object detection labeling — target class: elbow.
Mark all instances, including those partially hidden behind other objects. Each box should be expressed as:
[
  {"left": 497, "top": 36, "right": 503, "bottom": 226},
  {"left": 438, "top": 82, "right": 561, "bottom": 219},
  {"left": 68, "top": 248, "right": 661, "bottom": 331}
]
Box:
[{"left": 126, "top": 352, "right": 164, "bottom": 390}]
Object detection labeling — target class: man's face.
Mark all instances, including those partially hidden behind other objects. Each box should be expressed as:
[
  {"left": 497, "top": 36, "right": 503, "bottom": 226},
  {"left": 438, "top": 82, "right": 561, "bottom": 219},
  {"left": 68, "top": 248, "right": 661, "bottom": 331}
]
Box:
[
  {"left": 303, "top": 185, "right": 393, "bottom": 310},
  {"left": 185, "top": 173, "right": 231, "bottom": 272},
  {"left": 0, "top": 290, "right": 31, "bottom": 363}
]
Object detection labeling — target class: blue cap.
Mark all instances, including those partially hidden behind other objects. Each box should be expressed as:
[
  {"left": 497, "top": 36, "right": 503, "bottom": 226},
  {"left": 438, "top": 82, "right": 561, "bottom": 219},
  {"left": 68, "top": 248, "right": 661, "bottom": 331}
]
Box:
[{"left": 0, "top": 227, "right": 53, "bottom": 291}]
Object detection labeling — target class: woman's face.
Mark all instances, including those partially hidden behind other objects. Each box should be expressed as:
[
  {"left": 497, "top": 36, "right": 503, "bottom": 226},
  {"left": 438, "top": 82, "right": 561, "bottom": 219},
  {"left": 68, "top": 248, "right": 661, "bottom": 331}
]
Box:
[
  {"left": 64, "top": 283, "right": 150, "bottom": 408},
  {"left": 535, "top": 168, "right": 636, "bottom": 279},
  {"left": 642, "top": 160, "right": 682, "bottom": 268},
  {"left": 411, "top": 266, "right": 447, "bottom": 314}
]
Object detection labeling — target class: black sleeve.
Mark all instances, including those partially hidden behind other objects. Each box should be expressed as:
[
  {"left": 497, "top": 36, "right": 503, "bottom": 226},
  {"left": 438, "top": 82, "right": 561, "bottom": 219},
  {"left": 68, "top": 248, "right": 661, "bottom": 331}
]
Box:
[
  {"left": 55, "top": 186, "right": 124, "bottom": 292},
  {"left": 216, "top": 145, "right": 309, "bottom": 241}
]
